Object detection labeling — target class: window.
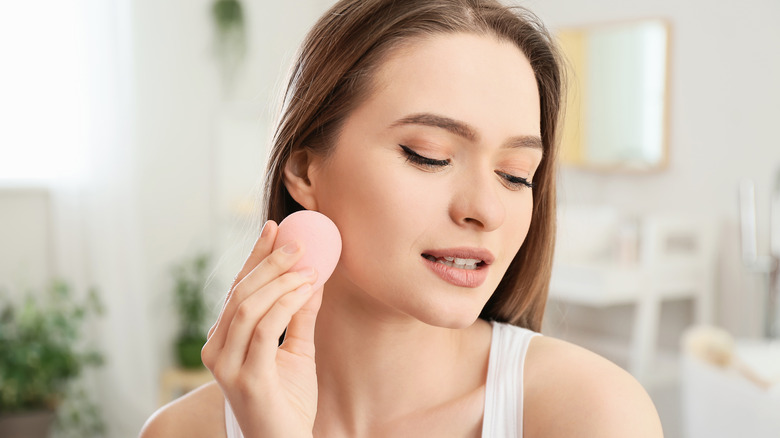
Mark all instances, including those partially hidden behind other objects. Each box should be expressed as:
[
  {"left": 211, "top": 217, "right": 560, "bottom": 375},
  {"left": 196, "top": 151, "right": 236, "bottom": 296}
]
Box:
[{"left": 0, "top": 1, "right": 91, "bottom": 183}]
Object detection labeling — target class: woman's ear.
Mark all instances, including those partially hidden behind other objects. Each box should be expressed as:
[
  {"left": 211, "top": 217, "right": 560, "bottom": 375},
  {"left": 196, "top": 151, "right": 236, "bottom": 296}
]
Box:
[{"left": 283, "top": 148, "right": 319, "bottom": 211}]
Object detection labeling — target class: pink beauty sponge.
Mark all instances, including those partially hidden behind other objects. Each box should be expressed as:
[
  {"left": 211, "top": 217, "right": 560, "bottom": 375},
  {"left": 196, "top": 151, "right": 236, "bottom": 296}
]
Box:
[{"left": 273, "top": 210, "right": 342, "bottom": 290}]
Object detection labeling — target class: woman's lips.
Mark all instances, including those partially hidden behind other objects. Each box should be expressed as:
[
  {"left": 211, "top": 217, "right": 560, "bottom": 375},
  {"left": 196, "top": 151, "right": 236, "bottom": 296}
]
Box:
[{"left": 421, "top": 254, "right": 490, "bottom": 288}]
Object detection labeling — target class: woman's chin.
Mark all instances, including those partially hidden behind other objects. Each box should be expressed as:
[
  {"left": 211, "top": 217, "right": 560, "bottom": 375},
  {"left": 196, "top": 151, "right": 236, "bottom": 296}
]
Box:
[{"left": 412, "top": 306, "right": 483, "bottom": 330}]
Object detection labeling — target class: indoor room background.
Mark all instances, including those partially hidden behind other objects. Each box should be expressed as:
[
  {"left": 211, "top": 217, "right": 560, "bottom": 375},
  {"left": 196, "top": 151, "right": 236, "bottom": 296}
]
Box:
[{"left": 1, "top": 0, "right": 778, "bottom": 437}]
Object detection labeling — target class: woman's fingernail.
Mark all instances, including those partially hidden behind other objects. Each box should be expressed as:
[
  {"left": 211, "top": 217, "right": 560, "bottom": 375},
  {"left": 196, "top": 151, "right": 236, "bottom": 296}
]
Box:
[
  {"left": 299, "top": 267, "right": 316, "bottom": 278},
  {"left": 282, "top": 241, "right": 299, "bottom": 254},
  {"left": 259, "top": 220, "right": 270, "bottom": 238}
]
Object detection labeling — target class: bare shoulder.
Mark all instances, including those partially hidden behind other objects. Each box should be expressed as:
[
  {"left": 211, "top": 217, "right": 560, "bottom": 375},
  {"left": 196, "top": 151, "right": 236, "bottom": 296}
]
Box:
[
  {"left": 523, "top": 335, "right": 664, "bottom": 438},
  {"left": 139, "top": 381, "right": 226, "bottom": 438}
]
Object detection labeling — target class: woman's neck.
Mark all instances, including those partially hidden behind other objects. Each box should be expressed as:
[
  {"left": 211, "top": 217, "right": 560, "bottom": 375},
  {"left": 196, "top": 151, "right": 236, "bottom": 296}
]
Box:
[{"left": 312, "top": 282, "right": 491, "bottom": 436}]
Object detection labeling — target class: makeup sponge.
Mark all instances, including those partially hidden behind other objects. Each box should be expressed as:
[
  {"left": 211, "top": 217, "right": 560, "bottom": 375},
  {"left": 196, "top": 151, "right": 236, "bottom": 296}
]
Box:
[{"left": 273, "top": 210, "right": 342, "bottom": 290}]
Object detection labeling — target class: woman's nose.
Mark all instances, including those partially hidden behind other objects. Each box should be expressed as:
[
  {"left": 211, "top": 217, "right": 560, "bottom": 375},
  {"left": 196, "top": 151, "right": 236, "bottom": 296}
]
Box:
[{"left": 448, "top": 170, "right": 505, "bottom": 231}]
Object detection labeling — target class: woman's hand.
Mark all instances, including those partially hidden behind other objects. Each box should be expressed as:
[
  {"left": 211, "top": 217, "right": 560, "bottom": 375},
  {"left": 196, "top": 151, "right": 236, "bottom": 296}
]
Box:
[{"left": 201, "top": 221, "right": 323, "bottom": 438}]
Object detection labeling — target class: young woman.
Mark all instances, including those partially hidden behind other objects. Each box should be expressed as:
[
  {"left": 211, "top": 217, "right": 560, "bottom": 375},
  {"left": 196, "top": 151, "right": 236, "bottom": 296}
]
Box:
[{"left": 141, "top": 0, "right": 663, "bottom": 436}]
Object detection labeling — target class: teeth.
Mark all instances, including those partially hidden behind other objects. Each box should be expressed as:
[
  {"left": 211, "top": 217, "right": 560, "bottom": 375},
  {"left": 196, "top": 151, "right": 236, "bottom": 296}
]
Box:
[
  {"left": 424, "top": 254, "right": 481, "bottom": 270},
  {"left": 454, "top": 257, "right": 478, "bottom": 265}
]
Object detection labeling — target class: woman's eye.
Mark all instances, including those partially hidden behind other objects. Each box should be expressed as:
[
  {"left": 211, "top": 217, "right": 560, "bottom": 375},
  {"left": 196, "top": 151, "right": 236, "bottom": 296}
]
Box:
[
  {"left": 400, "top": 145, "right": 533, "bottom": 190},
  {"left": 496, "top": 171, "right": 534, "bottom": 191},
  {"left": 400, "top": 145, "right": 450, "bottom": 169}
]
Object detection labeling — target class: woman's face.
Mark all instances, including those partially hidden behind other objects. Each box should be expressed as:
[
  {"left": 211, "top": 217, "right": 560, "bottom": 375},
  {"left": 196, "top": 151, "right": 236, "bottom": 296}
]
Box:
[{"left": 307, "top": 32, "right": 542, "bottom": 328}]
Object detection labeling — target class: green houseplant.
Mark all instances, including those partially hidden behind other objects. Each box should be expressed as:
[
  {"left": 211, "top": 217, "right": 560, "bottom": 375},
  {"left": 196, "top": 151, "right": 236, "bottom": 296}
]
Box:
[
  {"left": 171, "top": 253, "right": 213, "bottom": 369},
  {"left": 0, "top": 280, "right": 105, "bottom": 438}
]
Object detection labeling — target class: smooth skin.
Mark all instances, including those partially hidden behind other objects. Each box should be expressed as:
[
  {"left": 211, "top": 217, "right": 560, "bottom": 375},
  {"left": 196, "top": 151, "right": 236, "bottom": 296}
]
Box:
[{"left": 140, "top": 32, "right": 663, "bottom": 438}]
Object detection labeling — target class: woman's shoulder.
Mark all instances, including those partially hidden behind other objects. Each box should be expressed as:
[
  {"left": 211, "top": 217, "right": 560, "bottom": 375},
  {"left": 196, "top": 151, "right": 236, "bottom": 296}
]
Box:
[
  {"left": 139, "top": 381, "right": 226, "bottom": 438},
  {"left": 522, "top": 335, "right": 664, "bottom": 438}
]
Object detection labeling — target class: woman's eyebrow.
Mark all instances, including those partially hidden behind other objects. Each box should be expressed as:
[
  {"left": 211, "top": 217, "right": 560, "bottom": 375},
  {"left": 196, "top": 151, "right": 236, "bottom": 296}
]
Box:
[
  {"left": 389, "top": 112, "right": 543, "bottom": 151},
  {"left": 506, "top": 135, "right": 543, "bottom": 151},
  {"left": 390, "top": 112, "right": 477, "bottom": 141}
]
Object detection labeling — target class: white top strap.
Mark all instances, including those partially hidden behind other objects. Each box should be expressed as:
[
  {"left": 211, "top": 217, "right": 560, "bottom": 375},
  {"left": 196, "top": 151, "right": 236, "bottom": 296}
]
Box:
[
  {"left": 224, "top": 399, "right": 244, "bottom": 438},
  {"left": 481, "top": 321, "right": 540, "bottom": 438}
]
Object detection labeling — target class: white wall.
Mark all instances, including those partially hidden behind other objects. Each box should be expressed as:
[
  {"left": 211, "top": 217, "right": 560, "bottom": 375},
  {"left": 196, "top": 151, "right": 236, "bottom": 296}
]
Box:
[{"left": 523, "top": 0, "right": 780, "bottom": 337}]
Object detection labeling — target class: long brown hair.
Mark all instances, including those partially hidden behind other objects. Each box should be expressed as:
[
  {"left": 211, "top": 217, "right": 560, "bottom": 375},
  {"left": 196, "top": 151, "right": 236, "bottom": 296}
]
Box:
[{"left": 262, "top": 0, "right": 563, "bottom": 331}]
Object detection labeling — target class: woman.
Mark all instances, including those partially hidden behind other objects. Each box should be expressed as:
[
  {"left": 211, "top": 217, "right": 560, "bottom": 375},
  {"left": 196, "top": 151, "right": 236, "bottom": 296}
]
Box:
[{"left": 141, "top": 0, "right": 663, "bottom": 436}]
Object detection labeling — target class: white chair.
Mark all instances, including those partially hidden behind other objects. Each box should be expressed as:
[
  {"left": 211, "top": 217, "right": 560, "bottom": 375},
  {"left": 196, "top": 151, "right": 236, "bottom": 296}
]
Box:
[{"left": 550, "top": 210, "right": 719, "bottom": 384}]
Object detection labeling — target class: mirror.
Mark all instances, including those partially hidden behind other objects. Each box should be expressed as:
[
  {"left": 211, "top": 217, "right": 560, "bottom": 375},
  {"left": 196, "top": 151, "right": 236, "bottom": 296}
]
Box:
[{"left": 557, "top": 19, "right": 670, "bottom": 171}]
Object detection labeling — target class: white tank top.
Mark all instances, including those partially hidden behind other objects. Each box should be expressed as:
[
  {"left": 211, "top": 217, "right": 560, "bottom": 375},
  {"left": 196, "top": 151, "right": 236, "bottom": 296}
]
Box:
[{"left": 224, "top": 321, "right": 539, "bottom": 437}]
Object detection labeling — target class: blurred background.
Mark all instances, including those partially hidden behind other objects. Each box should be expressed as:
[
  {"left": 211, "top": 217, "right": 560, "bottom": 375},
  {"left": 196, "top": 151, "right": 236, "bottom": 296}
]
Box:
[{"left": 0, "top": 0, "right": 778, "bottom": 437}]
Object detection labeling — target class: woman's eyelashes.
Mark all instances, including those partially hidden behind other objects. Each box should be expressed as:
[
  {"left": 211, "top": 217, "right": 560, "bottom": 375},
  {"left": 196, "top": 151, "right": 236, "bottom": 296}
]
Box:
[
  {"left": 400, "top": 144, "right": 449, "bottom": 168},
  {"left": 495, "top": 171, "right": 534, "bottom": 190},
  {"left": 399, "top": 144, "right": 534, "bottom": 190}
]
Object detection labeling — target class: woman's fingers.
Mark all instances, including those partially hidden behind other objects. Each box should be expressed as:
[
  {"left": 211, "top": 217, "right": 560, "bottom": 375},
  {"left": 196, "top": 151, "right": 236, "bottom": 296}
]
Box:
[
  {"left": 204, "top": 224, "right": 306, "bottom": 369},
  {"left": 210, "top": 239, "right": 306, "bottom": 346},
  {"left": 218, "top": 269, "right": 318, "bottom": 371},
  {"left": 282, "top": 286, "right": 324, "bottom": 360},
  {"left": 242, "top": 282, "right": 318, "bottom": 372}
]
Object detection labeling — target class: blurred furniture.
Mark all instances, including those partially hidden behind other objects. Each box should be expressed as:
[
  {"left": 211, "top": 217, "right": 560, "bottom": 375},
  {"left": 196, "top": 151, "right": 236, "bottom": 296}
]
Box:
[
  {"left": 158, "top": 367, "right": 213, "bottom": 406},
  {"left": 739, "top": 176, "right": 780, "bottom": 339},
  {"left": 681, "top": 326, "right": 780, "bottom": 438},
  {"left": 550, "top": 208, "right": 718, "bottom": 384}
]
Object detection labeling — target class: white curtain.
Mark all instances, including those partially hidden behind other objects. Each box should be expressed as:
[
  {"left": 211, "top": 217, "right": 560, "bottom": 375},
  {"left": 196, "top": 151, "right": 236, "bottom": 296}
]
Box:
[
  {"left": 1, "top": 0, "right": 158, "bottom": 435},
  {"left": 77, "top": 1, "right": 159, "bottom": 435}
]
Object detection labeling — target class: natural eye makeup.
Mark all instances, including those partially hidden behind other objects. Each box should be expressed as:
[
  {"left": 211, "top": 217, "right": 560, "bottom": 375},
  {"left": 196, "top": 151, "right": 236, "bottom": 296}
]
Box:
[
  {"left": 496, "top": 155, "right": 539, "bottom": 191},
  {"left": 399, "top": 144, "right": 450, "bottom": 169},
  {"left": 400, "top": 144, "right": 535, "bottom": 190},
  {"left": 495, "top": 170, "right": 534, "bottom": 190}
]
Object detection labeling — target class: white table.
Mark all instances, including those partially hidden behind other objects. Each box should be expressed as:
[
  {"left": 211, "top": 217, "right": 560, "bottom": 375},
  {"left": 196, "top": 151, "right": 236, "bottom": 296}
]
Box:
[{"left": 549, "top": 259, "right": 714, "bottom": 384}]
